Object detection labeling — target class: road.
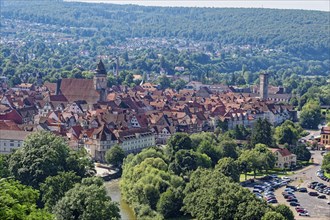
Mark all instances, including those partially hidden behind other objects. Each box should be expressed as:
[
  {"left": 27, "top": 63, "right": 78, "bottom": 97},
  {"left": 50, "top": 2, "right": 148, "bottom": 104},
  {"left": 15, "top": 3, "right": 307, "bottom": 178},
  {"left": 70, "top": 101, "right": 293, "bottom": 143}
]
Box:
[
  {"left": 299, "top": 130, "right": 321, "bottom": 143},
  {"left": 284, "top": 151, "right": 330, "bottom": 220}
]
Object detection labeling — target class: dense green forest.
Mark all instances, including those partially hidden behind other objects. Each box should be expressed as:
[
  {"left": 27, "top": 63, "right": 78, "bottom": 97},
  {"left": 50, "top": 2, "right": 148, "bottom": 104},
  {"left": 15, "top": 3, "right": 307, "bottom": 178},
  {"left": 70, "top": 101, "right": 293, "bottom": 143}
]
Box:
[{"left": 2, "top": 0, "right": 329, "bottom": 57}]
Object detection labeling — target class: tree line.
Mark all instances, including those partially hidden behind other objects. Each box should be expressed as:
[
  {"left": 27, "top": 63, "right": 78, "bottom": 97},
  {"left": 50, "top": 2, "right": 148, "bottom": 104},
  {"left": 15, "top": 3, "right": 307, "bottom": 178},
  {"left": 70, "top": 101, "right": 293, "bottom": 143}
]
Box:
[
  {"left": 2, "top": 0, "right": 329, "bottom": 57},
  {"left": 0, "top": 131, "right": 120, "bottom": 220},
  {"left": 120, "top": 117, "right": 312, "bottom": 219}
]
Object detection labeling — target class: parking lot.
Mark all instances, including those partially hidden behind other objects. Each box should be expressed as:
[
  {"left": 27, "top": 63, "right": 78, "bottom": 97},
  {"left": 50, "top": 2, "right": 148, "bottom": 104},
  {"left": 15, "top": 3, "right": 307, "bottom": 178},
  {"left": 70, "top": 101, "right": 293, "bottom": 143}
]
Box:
[
  {"left": 275, "top": 184, "right": 330, "bottom": 220},
  {"left": 244, "top": 151, "right": 330, "bottom": 219}
]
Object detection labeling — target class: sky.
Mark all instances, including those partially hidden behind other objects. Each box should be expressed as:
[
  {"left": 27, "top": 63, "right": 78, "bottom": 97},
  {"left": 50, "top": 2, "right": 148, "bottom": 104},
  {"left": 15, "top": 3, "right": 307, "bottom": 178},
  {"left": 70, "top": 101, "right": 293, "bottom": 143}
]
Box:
[{"left": 66, "top": 0, "right": 330, "bottom": 11}]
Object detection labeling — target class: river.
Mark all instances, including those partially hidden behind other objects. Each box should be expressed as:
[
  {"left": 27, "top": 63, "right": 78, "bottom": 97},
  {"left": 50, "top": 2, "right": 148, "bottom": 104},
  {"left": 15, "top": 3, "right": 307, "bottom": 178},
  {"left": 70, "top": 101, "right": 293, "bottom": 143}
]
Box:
[{"left": 105, "top": 179, "right": 137, "bottom": 220}]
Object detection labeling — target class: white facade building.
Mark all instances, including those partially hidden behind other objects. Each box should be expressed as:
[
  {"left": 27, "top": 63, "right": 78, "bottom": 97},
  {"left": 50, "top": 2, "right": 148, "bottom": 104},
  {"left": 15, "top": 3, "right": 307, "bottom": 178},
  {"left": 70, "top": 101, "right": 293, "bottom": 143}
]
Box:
[{"left": 0, "top": 130, "right": 31, "bottom": 154}]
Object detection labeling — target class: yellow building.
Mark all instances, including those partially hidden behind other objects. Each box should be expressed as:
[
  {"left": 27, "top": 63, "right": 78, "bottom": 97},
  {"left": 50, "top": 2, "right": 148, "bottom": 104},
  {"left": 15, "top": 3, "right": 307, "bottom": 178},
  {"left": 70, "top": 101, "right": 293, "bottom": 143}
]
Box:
[{"left": 320, "top": 126, "right": 330, "bottom": 146}]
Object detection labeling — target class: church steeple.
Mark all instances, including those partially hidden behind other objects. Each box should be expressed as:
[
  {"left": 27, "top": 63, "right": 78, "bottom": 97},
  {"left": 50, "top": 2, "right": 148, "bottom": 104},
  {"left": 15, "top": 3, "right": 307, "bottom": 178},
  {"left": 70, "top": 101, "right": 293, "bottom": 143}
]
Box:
[
  {"left": 95, "top": 59, "right": 107, "bottom": 75},
  {"left": 94, "top": 60, "right": 108, "bottom": 102}
]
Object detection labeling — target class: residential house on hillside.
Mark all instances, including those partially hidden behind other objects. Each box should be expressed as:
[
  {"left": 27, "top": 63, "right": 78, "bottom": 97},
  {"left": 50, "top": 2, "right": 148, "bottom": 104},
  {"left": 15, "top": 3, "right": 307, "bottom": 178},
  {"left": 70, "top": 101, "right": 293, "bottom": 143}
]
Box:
[{"left": 270, "top": 148, "right": 297, "bottom": 169}]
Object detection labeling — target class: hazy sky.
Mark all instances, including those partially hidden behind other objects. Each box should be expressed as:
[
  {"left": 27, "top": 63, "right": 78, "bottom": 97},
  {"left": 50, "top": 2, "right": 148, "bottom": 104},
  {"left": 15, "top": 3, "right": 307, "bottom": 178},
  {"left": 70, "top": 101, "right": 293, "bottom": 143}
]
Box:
[{"left": 66, "top": 0, "right": 330, "bottom": 11}]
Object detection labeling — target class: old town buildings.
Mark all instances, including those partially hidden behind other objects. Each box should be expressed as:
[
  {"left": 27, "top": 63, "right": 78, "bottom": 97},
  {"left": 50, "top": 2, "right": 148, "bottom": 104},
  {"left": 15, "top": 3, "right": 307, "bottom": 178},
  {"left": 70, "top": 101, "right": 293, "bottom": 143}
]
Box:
[{"left": 0, "top": 62, "right": 297, "bottom": 161}]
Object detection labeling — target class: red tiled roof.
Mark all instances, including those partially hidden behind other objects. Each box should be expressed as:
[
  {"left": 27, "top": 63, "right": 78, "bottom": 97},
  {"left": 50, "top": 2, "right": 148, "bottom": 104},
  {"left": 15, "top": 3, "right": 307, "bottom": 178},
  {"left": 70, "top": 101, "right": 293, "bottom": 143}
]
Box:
[
  {"left": 60, "top": 78, "right": 99, "bottom": 104},
  {"left": 0, "top": 109, "right": 23, "bottom": 124},
  {"left": 50, "top": 94, "right": 68, "bottom": 102},
  {"left": 321, "top": 126, "right": 330, "bottom": 135},
  {"left": 270, "top": 148, "right": 293, "bottom": 157},
  {"left": 44, "top": 82, "right": 56, "bottom": 94},
  {"left": 0, "top": 120, "right": 22, "bottom": 131}
]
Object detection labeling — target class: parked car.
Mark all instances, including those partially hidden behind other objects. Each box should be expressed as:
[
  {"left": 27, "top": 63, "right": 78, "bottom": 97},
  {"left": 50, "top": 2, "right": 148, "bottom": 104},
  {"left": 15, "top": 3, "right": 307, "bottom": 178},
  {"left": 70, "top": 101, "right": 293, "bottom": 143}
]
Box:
[
  {"left": 290, "top": 202, "right": 300, "bottom": 206},
  {"left": 254, "top": 185, "right": 265, "bottom": 190},
  {"left": 299, "top": 212, "right": 310, "bottom": 216},
  {"left": 286, "top": 185, "right": 297, "bottom": 191},
  {"left": 318, "top": 195, "right": 327, "bottom": 199},
  {"left": 267, "top": 199, "right": 278, "bottom": 204},
  {"left": 298, "top": 187, "right": 308, "bottom": 192},
  {"left": 265, "top": 193, "right": 275, "bottom": 197},
  {"left": 327, "top": 201, "right": 330, "bottom": 205},
  {"left": 287, "top": 198, "right": 298, "bottom": 202},
  {"left": 253, "top": 189, "right": 263, "bottom": 193},
  {"left": 266, "top": 196, "right": 277, "bottom": 200},
  {"left": 284, "top": 194, "right": 296, "bottom": 199},
  {"left": 282, "top": 177, "right": 291, "bottom": 182},
  {"left": 308, "top": 191, "right": 319, "bottom": 196},
  {"left": 295, "top": 207, "right": 306, "bottom": 213}
]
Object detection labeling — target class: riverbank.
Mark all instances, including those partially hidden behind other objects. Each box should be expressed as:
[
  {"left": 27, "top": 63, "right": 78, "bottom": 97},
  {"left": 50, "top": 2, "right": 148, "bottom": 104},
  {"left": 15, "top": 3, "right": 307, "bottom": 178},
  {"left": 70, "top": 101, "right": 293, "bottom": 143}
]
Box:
[{"left": 104, "top": 179, "right": 137, "bottom": 220}]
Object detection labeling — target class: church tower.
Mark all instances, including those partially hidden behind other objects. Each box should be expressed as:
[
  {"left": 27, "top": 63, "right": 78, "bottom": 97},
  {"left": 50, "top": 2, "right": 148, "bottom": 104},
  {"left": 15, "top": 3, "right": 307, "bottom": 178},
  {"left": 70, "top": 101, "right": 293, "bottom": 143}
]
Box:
[
  {"left": 260, "top": 72, "right": 268, "bottom": 101},
  {"left": 94, "top": 60, "right": 107, "bottom": 102}
]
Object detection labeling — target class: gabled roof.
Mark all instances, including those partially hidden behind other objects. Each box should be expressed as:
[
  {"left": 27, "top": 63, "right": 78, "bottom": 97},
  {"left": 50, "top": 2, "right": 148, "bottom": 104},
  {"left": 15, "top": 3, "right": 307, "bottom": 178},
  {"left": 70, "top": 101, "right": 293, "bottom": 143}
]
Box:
[
  {"left": 60, "top": 78, "right": 99, "bottom": 104},
  {"left": 50, "top": 94, "right": 68, "bottom": 102},
  {"left": 321, "top": 126, "right": 330, "bottom": 135},
  {"left": 270, "top": 148, "right": 294, "bottom": 157},
  {"left": 0, "top": 129, "right": 31, "bottom": 141}
]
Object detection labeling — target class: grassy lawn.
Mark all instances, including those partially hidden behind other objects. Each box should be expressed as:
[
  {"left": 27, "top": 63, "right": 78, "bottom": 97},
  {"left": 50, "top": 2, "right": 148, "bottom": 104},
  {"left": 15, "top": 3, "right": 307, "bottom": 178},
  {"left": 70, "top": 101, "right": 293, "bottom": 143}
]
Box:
[{"left": 325, "top": 172, "right": 330, "bottom": 179}]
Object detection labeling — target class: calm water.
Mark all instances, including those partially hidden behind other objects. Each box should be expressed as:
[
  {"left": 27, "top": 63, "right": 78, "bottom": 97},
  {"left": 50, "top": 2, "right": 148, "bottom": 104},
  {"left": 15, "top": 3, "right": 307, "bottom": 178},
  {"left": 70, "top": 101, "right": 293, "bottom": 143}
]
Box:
[{"left": 105, "top": 179, "right": 137, "bottom": 220}]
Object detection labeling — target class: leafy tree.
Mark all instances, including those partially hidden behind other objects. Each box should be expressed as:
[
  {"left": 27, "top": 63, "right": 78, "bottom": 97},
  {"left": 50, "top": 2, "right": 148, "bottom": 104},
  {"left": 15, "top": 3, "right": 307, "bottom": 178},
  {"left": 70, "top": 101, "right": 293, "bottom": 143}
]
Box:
[
  {"left": 216, "top": 157, "right": 240, "bottom": 182},
  {"left": 232, "top": 124, "right": 251, "bottom": 140},
  {"left": 275, "top": 120, "right": 299, "bottom": 145},
  {"left": 273, "top": 204, "right": 294, "bottom": 220},
  {"left": 8, "top": 131, "right": 90, "bottom": 188},
  {"left": 167, "top": 133, "right": 193, "bottom": 154},
  {"left": 251, "top": 118, "right": 274, "bottom": 147},
  {"left": 172, "top": 79, "right": 187, "bottom": 91},
  {"left": 299, "top": 100, "right": 322, "bottom": 129},
  {"left": 219, "top": 140, "right": 238, "bottom": 159},
  {"left": 322, "top": 152, "right": 330, "bottom": 173},
  {"left": 262, "top": 211, "right": 286, "bottom": 220},
  {"left": 53, "top": 177, "right": 120, "bottom": 220},
  {"left": 197, "top": 140, "right": 222, "bottom": 166},
  {"left": 0, "top": 179, "right": 53, "bottom": 220},
  {"left": 216, "top": 119, "right": 228, "bottom": 132},
  {"left": 238, "top": 149, "right": 262, "bottom": 178},
  {"left": 170, "top": 150, "right": 211, "bottom": 175},
  {"left": 158, "top": 75, "right": 171, "bottom": 89},
  {"left": 156, "top": 188, "right": 183, "bottom": 218},
  {"left": 286, "top": 144, "right": 311, "bottom": 161},
  {"left": 40, "top": 171, "right": 81, "bottom": 212},
  {"left": 0, "top": 154, "right": 10, "bottom": 178},
  {"left": 254, "top": 144, "right": 276, "bottom": 174},
  {"left": 183, "top": 168, "right": 269, "bottom": 220},
  {"left": 121, "top": 148, "right": 184, "bottom": 219},
  {"left": 190, "top": 132, "right": 217, "bottom": 149},
  {"left": 105, "top": 145, "right": 126, "bottom": 167},
  {"left": 238, "top": 152, "right": 252, "bottom": 181}
]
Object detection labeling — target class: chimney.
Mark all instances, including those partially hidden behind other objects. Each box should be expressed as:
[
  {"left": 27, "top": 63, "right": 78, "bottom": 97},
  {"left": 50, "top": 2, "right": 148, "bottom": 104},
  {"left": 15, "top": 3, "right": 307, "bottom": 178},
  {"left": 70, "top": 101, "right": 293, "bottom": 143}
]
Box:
[
  {"left": 56, "top": 79, "right": 62, "bottom": 95},
  {"left": 260, "top": 72, "right": 268, "bottom": 101}
]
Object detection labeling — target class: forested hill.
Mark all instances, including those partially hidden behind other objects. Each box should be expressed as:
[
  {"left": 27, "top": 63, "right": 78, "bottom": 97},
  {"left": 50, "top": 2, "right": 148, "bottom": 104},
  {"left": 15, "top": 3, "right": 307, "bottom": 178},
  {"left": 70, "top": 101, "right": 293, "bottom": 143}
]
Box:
[{"left": 2, "top": 0, "right": 330, "bottom": 58}]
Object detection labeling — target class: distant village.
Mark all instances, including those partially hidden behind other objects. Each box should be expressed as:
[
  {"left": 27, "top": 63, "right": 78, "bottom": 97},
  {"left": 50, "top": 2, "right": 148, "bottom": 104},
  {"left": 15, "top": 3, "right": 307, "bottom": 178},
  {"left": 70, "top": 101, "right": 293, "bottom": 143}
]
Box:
[{"left": 0, "top": 60, "right": 298, "bottom": 162}]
